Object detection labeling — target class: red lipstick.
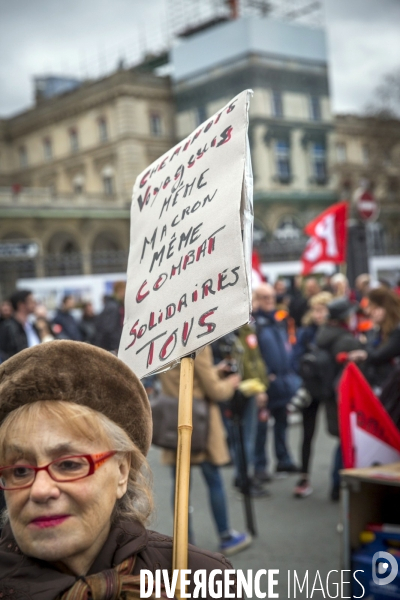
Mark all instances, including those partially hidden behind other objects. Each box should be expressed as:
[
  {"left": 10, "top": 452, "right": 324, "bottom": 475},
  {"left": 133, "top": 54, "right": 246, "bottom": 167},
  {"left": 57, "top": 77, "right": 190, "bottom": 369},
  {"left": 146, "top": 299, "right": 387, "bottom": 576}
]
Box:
[{"left": 30, "top": 515, "right": 70, "bottom": 528}]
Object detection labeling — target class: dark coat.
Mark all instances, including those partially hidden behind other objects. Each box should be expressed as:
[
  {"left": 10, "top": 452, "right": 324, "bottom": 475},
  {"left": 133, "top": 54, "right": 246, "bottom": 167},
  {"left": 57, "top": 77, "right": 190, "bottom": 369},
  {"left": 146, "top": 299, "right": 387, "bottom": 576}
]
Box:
[
  {"left": 289, "top": 291, "right": 309, "bottom": 328},
  {"left": 316, "top": 325, "right": 361, "bottom": 374},
  {"left": 0, "top": 519, "right": 236, "bottom": 600},
  {"left": 53, "top": 309, "right": 83, "bottom": 341},
  {"left": 0, "top": 317, "right": 40, "bottom": 361},
  {"left": 292, "top": 324, "right": 318, "bottom": 375},
  {"left": 94, "top": 297, "right": 124, "bottom": 352},
  {"left": 80, "top": 315, "right": 97, "bottom": 344},
  {"left": 253, "top": 309, "right": 300, "bottom": 408},
  {"left": 364, "top": 326, "right": 400, "bottom": 390},
  {"left": 316, "top": 324, "right": 361, "bottom": 436}
]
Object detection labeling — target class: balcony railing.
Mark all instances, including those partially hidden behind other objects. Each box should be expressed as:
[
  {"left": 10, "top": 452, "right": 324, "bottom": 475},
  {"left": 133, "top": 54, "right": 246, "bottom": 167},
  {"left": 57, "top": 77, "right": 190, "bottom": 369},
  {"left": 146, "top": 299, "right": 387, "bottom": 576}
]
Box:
[
  {"left": 0, "top": 187, "right": 130, "bottom": 209},
  {"left": 255, "top": 234, "right": 400, "bottom": 263}
]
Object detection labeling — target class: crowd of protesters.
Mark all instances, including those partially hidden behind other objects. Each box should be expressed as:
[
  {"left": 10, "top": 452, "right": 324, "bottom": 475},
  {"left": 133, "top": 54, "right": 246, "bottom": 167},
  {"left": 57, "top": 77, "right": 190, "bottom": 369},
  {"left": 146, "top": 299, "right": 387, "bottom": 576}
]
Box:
[
  {"left": 1, "top": 273, "right": 400, "bottom": 555},
  {"left": 0, "top": 281, "right": 126, "bottom": 362}
]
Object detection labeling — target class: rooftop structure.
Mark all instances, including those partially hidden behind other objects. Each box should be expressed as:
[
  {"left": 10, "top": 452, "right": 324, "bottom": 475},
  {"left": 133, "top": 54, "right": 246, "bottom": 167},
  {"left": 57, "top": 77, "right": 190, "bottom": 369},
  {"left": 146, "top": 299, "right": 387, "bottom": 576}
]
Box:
[{"left": 172, "top": 16, "right": 327, "bottom": 83}]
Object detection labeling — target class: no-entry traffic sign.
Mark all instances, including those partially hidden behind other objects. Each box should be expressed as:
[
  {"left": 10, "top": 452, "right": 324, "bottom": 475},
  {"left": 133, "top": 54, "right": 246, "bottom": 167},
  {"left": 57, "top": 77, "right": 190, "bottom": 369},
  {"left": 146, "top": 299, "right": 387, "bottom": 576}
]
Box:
[{"left": 354, "top": 188, "right": 379, "bottom": 222}]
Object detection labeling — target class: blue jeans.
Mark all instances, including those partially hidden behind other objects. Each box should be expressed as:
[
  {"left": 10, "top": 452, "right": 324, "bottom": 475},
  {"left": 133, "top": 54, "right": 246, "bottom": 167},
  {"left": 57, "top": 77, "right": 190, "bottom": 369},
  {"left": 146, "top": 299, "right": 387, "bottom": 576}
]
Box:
[
  {"left": 220, "top": 396, "right": 258, "bottom": 482},
  {"left": 254, "top": 405, "right": 292, "bottom": 473},
  {"left": 171, "top": 461, "right": 230, "bottom": 543}
]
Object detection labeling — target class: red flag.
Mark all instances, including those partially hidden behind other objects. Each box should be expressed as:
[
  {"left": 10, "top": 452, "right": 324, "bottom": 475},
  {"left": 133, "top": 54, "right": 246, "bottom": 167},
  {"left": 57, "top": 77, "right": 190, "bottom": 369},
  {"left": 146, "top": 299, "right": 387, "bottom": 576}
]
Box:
[
  {"left": 339, "top": 363, "right": 400, "bottom": 469},
  {"left": 251, "top": 249, "right": 266, "bottom": 288},
  {"left": 301, "top": 201, "right": 348, "bottom": 275}
]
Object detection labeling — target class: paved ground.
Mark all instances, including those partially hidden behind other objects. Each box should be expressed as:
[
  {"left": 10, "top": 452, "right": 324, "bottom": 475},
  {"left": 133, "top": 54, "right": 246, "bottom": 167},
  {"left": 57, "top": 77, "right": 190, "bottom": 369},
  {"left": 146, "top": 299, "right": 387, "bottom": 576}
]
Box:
[{"left": 148, "top": 411, "right": 343, "bottom": 599}]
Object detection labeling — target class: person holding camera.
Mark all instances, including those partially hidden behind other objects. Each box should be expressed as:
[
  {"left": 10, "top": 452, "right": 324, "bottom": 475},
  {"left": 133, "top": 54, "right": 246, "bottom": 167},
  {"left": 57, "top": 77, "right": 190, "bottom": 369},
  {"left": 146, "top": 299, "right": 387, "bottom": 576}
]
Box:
[{"left": 212, "top": 325, "right": 270, "bottom": 497}]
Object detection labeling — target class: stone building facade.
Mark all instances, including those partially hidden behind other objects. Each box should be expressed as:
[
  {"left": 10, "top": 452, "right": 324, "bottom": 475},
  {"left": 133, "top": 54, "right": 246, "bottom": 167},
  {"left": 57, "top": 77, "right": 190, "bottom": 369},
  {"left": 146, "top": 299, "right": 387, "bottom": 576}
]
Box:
[
  {"left": 333, "top": 114, "right": 400, "bottom": 253},
  {"left": 171, "top": 17, "right": 338, "bottom": 260},
  {"left": 0, "top": 69, "right": 174, "bottom": 296}
]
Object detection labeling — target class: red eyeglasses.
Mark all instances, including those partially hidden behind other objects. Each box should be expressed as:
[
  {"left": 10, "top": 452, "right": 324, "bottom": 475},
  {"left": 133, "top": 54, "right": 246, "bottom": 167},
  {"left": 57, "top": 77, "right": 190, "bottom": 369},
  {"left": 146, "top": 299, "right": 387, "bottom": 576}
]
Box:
[{"left": 0, "top": 451, "right": 117, "bottom": 491}]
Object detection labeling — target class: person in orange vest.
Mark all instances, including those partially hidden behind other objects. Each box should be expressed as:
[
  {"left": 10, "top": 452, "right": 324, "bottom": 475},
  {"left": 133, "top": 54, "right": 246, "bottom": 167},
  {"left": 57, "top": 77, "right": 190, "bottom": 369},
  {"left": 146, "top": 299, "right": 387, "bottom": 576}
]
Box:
[{"left": 274, "top": 279, "right": 297, "bottom": 345}]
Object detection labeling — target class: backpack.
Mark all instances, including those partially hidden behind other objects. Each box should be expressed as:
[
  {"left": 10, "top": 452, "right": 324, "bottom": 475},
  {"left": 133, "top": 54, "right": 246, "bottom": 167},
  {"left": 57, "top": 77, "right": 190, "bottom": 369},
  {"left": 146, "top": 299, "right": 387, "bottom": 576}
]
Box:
[{"left": 299, "top": 345, "right": 336, "bottom": 399}]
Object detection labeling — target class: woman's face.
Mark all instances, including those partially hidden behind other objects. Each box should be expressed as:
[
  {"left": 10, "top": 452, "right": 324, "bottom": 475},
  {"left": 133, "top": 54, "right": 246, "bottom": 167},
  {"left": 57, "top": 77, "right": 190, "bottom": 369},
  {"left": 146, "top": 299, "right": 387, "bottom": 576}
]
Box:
[
  {"left": 369, "top": 303, "right": 386, "bottom": 325},
  {"left": 3, "top": 414, "right": 129, "bottom": 575},
  {"left": 311, "top": 303, "right": 328, "bottom": 326}
]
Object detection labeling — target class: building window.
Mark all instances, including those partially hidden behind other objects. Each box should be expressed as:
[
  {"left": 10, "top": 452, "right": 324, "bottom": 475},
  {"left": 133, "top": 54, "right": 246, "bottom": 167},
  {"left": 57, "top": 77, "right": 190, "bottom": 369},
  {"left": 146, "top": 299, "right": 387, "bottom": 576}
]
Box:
[
  {"left": 336, "top": 143, "right": 347, "bottom": 163},
  {"left": 103, "top": 175, "right": 114, "bottom": 196},
  {"left": 149, "top": 113, "right": 162, "bottom": 136},
  {"left": 271, "top": 91, "right": 283, "bottom": 118},
  {"left": 43, "top": 137, "right": 52, "bottom": 161},
  {"left": 274, "top": 215, "right": 302, "bottom": 241},
  {"left": 312, "top": 142, "right": 327, "bottom": 183},
  {"left": 73, "top": 174, "right": 85, "bottom": 195},
  {"left": 383, "top": 149, "right": 392, "bottom": 167},
  {"left": 196, "top": 106, "right": 207, "bottom": 126},
  {"left": 309, "top": 95, "right": 321, "bottom": 121},
  {"left": 362, "top": 144, "right": 370, "bottom": 164},
  {"left": 19, "top": 146, "right": 28, "bottom": 168},
  {"left": 275, "top": 140, "right": 291, "bottom": 183},
  {"left": 98, "top": 117, "right": 108, "bottom": 142},
  {"left": 69, "top": 128, "right": 79, "bottom": 152},
  {"left": 102, "top": 165, "right": 114, "bottom": 196}
]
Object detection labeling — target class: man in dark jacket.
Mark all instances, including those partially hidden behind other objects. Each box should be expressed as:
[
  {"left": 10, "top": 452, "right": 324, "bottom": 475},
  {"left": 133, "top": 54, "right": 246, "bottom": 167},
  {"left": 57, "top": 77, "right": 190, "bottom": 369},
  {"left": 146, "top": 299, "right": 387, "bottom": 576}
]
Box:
[
  {"left": 253, "top": 283, "right": 300, "bottom": 479},
  {"left": 0, "top": 289, "right": 40, "bottom": 362},
  {"left": 316, "top": 297, "right": 362, "bottom": 500},
  {"left": 0, "top": 290, "right": 40, "bottom": 519},
  {"left": 80, "top": 301, "right": 97, "bottom": 344},
  {"left": 52, "top": 294, "right": 83, "bottom": 341},
  {"left": 94, "top": 281, "right": 126, "bottom": 352}
]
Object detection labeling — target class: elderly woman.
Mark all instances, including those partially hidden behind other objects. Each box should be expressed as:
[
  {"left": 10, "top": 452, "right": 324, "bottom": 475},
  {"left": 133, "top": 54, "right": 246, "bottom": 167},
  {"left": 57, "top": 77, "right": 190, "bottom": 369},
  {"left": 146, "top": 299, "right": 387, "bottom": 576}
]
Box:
[{"left": 0, "top": 341, "right": 235, "bottom": 600}]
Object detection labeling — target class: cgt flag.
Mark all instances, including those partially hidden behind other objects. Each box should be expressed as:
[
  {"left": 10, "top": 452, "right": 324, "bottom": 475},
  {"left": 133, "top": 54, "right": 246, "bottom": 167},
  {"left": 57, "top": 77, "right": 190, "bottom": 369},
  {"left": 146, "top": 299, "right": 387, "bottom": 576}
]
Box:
[
  {"left": 301, "top": 201, "right": 348, "bottom": 275},
  {"left": 339, "top": 363, "right": 400, "bottom": 469}
]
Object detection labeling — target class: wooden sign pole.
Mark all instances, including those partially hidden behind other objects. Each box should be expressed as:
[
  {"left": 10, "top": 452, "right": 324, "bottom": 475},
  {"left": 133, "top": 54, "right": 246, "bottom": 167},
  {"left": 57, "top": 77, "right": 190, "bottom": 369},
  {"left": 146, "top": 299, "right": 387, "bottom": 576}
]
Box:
[{"left": 172, "top": 354, "right": 195, "bottom": 600}]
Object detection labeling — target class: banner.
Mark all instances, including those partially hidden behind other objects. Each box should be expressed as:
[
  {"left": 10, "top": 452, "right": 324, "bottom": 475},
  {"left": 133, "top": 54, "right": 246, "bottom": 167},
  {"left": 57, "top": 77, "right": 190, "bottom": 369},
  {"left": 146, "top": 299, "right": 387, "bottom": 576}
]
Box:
[
  {"left": 119, "top": 90, "right": 253, "bottom": 378},
  {"left": 301, "top": 201, "right": 348, "bottom": 275},
  {"left": 339, "top": 363, "right": 400, "bottom": 469}
]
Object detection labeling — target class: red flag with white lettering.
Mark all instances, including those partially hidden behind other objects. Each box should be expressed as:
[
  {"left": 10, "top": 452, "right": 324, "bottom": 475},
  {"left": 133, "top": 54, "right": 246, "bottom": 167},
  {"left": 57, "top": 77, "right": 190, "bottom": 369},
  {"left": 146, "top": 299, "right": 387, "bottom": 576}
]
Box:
[
  {"left": 301, "top": 201, "right": 348, "bottom": 275},
  {"left": 339, "top": 363, "right": 400, "bottom": 469}
]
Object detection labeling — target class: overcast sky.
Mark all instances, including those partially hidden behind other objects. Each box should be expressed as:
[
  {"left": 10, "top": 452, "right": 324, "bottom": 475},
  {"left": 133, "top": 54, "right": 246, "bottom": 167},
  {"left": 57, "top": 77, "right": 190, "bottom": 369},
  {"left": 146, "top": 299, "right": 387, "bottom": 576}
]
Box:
[{"left": 0, "top": 0, "right": 399, "bottom": 118}]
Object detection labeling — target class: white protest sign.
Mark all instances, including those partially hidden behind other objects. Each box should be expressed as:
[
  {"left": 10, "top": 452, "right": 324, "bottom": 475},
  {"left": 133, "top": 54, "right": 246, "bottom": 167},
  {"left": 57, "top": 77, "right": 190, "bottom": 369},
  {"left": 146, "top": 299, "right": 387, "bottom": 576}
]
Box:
[{"left": 118, "top": 90, "right": 253, "bottom": 378}]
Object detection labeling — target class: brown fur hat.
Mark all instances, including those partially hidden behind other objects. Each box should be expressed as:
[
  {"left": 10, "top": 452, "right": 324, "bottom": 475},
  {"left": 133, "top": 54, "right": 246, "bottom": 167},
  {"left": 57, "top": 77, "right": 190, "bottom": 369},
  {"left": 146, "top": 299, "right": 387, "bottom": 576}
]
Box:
[{"left": 0, "top": 341, "right": 152, "bottom": 456}]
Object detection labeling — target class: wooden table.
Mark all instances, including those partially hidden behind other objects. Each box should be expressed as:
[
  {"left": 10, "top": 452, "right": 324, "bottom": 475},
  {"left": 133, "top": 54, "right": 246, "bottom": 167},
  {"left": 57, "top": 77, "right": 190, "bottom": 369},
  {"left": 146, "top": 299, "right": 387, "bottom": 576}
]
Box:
[{"left": 340, "top": 463, "right": 400, "bottom": 596}]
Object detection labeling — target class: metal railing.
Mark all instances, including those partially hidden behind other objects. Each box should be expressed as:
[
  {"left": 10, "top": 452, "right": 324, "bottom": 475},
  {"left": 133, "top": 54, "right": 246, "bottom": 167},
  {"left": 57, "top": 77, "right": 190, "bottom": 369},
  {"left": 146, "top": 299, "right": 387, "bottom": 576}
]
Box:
[
  {"left": 0, "top": 188, "right": 129, "bottom": 209},
  {"left": 0, "top": 250, "right": 129, "bottom": 300},
  {"left": 255, "top": 229, "right": 400, "bottom": 263},
  {"left": 1, "top": 237, "right": 399, "bottom": 301}
]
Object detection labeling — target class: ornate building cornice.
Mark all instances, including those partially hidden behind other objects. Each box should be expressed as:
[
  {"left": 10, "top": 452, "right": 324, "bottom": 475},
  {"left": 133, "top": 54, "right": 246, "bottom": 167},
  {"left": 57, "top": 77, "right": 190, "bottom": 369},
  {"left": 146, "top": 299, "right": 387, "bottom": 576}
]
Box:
[{"left": 2, "top": 71, "right": 173, "bottom": 139}]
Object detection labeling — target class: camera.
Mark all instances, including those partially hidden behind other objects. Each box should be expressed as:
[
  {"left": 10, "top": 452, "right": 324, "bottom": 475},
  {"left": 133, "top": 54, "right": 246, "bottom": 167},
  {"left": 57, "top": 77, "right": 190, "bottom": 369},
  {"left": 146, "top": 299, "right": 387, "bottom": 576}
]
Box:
[
  {"left": 211, "top": 332, "right": 241, "bottom": 377},
  {"left": 288, "top": 386, "right": 312, "bottom": 413}
]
